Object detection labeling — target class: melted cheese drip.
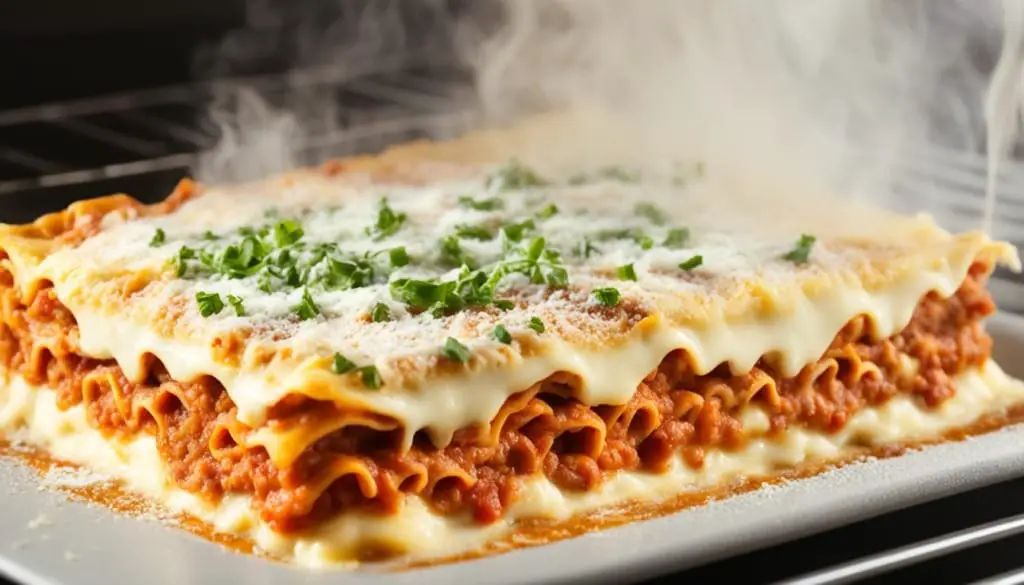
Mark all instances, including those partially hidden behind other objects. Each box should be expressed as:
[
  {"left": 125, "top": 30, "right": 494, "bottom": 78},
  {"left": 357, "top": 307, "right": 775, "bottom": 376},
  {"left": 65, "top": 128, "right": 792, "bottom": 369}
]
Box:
[{"left": 2, "top": 362, "right": 1022, "bottom": 566}]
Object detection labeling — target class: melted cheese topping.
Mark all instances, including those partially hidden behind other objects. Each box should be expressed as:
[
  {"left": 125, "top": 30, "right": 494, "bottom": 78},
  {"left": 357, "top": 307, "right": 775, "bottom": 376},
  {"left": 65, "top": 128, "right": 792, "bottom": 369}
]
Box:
[
  {"left": 2, "top": 362, "right": 1022, "bottom": 566},
  {"left": 0, "top": 158, "right": 1018, "bottom": 462}
]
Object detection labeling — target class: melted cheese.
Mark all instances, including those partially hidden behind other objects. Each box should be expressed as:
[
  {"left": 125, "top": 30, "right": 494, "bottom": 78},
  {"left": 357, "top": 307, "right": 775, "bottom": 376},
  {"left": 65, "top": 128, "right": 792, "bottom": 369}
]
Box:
[
  {"left": 0, "top": 158, "right": 1017, "bottom": 463},
  {"left": 2, "top": 361, "right": 1022, "bottom": 566}
]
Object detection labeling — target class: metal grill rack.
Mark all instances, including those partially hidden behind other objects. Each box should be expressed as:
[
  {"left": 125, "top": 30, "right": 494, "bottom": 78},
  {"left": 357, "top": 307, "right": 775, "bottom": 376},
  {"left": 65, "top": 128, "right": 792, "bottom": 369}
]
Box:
[{"left": 1, "top": 63, "right": 1024, "bottom": 585}]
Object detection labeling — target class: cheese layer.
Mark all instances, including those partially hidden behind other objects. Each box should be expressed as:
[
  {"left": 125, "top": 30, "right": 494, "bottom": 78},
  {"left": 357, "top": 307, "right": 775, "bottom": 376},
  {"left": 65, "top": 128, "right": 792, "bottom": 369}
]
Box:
[{"left": 2, "top": 361, "right": 1023, "bottom": 567}]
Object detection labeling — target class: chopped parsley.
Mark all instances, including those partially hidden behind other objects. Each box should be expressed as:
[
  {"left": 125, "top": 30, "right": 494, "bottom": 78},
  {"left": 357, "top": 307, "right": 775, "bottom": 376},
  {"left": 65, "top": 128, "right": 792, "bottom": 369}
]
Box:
[
  {"left": 360, "top": 366, "right": 383, "bottom": 390},
  {"left": 293, "top": 288, "right": 320, "bottom": 320},
  {"left": 592, "top": 287, "right": 621, "bottom": 307},
  {"left": 499, "top": 219, "right": 536, "bottom": 244},
  {"left": 487, "top": 159, "right": 549, "bottom": 191},
  {"left": 458, "top": 196, "right": 504, "bottom": 211},
  {"left": 595, "top": 228, "right": 653, "bottom": 250},
  {"left": 663, "top": 227, "right": 690, "bottom": 249},
  {"left": 678, "top": 255, "right": 703, "bottom": 271},
  {"left": 331, "top": 353, "right": 358, "bottom": 374},
  {"left": 574, "top": 238, "right": 600, "bottom": 259},
  {"left": 528, "top": 316, "right": 545, "bottom": 333},
  {"left": 442, "top": 337, "right": 472, "bottom": 363},
  {"left": 617, "top": 263, "right": 638, "bottom": 281},
  {"left": 783, "top": 234, "right": 816, "bottom": 264},
  {"left": 331, "top": 353, "right": 382, "bottom": 390},
  {"left": 226, "top": 294, "right": 246, "bottom": 316},
  {"left": 149, "top": 228, "right": 166, "bottom": 247},
  {"left": 202, "top": 230, "right": 219, "bottom": 241},
  {"left": 535, "top": 203, "right": 559, "bottom": 219},
  {"left": 370, "top": 302, "right": 390, "bottom": 323},
  {"left": 493, "top": 324, "right": 513, "bottom": 344},
  {"left": 388, "top": 246, "right": 410, "bottom": 268},
  {"left": 365, "top": 198, "right": 407, "bottom": 241},
  {"left": 494, "top": 299, "right": 515, "bottom": 311},
  {"left": 455, "top": 224, "right": 496, "bottom": 241},
  {"left": 272, "top": 219, "right": 304, "bottom": 247},
  {"left": 195, "top": 291, "right": 224, "bottom": 317},
  {"left": 439, "top": 235, "right": 477, "bottom": 268},
  {"left": 634, "top": 202, "right": 669, "bottom": 226}
]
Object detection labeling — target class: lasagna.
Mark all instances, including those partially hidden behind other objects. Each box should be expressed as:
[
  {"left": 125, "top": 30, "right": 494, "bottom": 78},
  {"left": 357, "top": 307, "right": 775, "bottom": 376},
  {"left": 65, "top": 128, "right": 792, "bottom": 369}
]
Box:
[{"left": 0, "top": 124, "right": 1022, "bottom": 567}]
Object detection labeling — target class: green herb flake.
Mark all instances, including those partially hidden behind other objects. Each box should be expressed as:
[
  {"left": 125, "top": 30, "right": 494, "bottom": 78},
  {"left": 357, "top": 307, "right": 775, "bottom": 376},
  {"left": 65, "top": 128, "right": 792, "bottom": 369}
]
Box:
[
  {"left": 528, "top": 316, "right": 545, "bottom": 333},
  {"left": 440, "top": 235, "right": 476, "bottom": 268},
  {"left": 458, "top": 196, "right": 504, "bottom": 211},
  {"left": 388, "top": 246, "right": 410, "bottom": 268},
  {"left": 149, "top": 228, "right": 166, "bottom": 247},
  {"left": 272, "top": 219, "right": 304, "bottom": 248},
  {"left": 370, "top": 302, "right": 391, "bottom": 323},
  {"left": 617, "top": 263, "right": 638, "bottom": 281},
  {"left": 634, "top": 202, "right": 669, "bottom": 226},
  {"left": 500, "top": 219, "right": 536, "bottom": 244},
  {"left": 202, "top": 230, "right": 219, "bottom": 241},
  {"left": 783, "top": 234, "right": 816, "bottom": 264},
  {"left": 574, "top": 238, "right": 600, "bottom": 259},
  {"left": 359, "top": 366, "right": 383, "bottom": 389},
  {"left": 493, "top": 299, "right": 515, "bottom": 311},
  {"left": 493, "top": 324, "right": 513, "bottom": 344},
  {"left": 592, "top": 287, "right": 621, "bottom": 307},
  {"left": 366, "top": 198, "right": 408, "bottom": 241},
  {"left": 678, "top": 255, "right": 703, "bottom": 271},
  {"left": 536, "top": 203, "right": 559, "bottom": 219},
  {"left": 442, "top": 337, "right": 472, "bottom": 364},
  {"left": 226, "top": 294, "right": 246, "bottom": 316},
  {"left": 487, "top": 159, "right": 549, "bottom": 191},
  {"left": 663, "top": 227, "right": 690, "bottom": 249},
  {"left": 331, "top": 353, "right": 358, "bottom": 374},
  {"left": 195, "top": 291, "right": 224, "bottom": 317},
  {"left": 293, "top": 288, "right": 321, "bottom": 320},
  {"left": 455, "top": 224, "right": 495, "bottom": 241}
]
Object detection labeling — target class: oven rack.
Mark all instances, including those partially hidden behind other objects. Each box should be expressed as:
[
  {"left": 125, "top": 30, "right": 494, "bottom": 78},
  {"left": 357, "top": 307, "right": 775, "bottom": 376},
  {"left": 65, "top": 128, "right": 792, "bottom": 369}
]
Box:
[{"left": 1, "top": 63, "right": 1024, "bottom": 585}]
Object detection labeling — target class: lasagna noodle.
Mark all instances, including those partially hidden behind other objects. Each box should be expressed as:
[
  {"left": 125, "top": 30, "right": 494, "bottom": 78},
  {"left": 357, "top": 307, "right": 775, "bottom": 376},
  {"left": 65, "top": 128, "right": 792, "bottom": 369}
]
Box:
[{"left": 0, "top": 236, "right": 1003, "bottom": 532}]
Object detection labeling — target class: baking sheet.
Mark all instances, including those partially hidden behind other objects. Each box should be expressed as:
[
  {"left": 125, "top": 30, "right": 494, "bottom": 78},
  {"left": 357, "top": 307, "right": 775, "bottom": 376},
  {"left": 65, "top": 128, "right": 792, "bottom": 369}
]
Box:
[{"left": 2, "top": 312, "right": 1024, "bottom": 585}]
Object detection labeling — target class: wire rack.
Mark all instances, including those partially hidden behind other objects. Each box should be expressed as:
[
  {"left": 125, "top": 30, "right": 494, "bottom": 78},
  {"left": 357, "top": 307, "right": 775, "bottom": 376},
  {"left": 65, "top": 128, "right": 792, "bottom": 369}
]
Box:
[{"left": 1, "top": 63, "right": 1024, "bottom": 585}]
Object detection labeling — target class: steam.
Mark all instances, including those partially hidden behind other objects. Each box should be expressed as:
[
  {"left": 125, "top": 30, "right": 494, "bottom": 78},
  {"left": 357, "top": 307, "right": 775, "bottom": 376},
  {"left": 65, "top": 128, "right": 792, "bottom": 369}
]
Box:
[{"left": 194, "top": 0, "right": 1023, "bottom": 229}]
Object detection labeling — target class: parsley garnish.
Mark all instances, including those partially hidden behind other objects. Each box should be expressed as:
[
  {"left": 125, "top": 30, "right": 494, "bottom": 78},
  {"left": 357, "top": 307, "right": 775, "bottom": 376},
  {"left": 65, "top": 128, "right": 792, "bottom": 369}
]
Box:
[
  {"left": 455, "top": 224, "right": 496, "bottom": 241},
  {"left": 679, "top": 255, "right": 703, "bottom": 271},
  {"left": 331, "top": 353, "right": 357, "bottom": 374},
  {"left": 195, "top": 291, "right": 224, "bottom": 317},
  {"left": 499, "top": 219, "right": 536, "bottom": 244},
  {"left": 617, "top": 263, "right": 638, "bottom": 281},
  {"left": 664, "top": 227, "right": 690, "bottom": 249},
  {"left": 359, "top": 366, "right": 382, "bottom": 389},
  {"left": 528, "top": 316, "right": 545, "bottom": 333},
  {"left": 330, "top": 354, "right": 383, "bottom": 390},
  {"left": 783, "top": 234, "right": 816, "bottom": 264},
  {"left": 272, "top": 219, "right": 304, "bottom": 247},
  {"left": 226, "top": 294, "right": 245, "bottom": 316},
  {"left": 202, "top": 230, "right": 219, "bottom": 241},
  {"left": 494, "top": 299, "right": 515, "bottom": 311},
  {"left": 149, "top": 228, "right": 166, "bottom": 247},
  {"left": 592, "top": 287, "right": 621, "bottom": 306},
  {"left": 574, "top": 238, "right": 600, "bottom": 259},
  {"left": 293, "top": 288, "right": 320, "bottom": 320},
  {"left": 365, "top": 198, "right": 407, "bottom": 241},
  {"left": 388, "top": 246, "right": 410, "bottom": 268},
  {"left": 440, "top": 235, "right": 477, "bottom": 268},
  {"left": 493, "top": 324, "right": 513, "bottom": 344},
  {"left": 595, "top": 228, "right": 653, "bottom": 250},
  {"left": 536, "top": 203, "right": 559, "bottom": 219},
  {"left": 635, "top": 202, "right": 669, "bottom": 226},
  {"left": 370, "top": 302, "right": 390, "bottom": 323},
  {"left": 487, "top": 159, "right": 548, "bottom": 191},
  {"left": 442, "top": 337, "right": 472, "bottom": 363},
  {"left": 458, "top": 196, "right": 504, "bottom": 211}
]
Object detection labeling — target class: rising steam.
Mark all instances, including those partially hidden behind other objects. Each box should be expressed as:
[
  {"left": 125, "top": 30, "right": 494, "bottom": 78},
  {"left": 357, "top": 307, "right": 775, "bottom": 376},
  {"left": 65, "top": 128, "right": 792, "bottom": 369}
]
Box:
[{"left": 194, "top": 0, "right": 1023, "bottom": 230}]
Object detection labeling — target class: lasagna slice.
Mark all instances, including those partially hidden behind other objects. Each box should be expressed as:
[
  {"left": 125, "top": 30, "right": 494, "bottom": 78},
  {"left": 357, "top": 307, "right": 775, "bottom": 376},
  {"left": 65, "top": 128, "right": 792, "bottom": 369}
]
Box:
[{"left": 0, "top": 126, "right": 1022, "bottom": 567}]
